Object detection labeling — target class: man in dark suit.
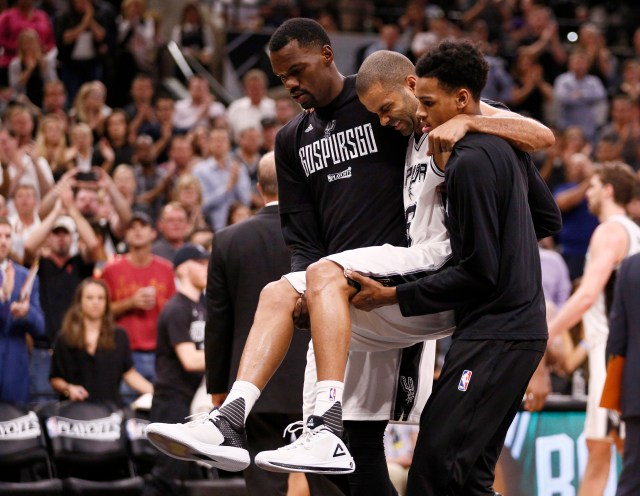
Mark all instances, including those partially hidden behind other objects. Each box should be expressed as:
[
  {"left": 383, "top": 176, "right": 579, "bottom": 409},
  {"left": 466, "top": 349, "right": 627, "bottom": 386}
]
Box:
[
  {"left": 205, "top": 152, "right": 340, "bottom": 495},
  {"left": 607, "top": 252, "right": 640, "bottom": 496}
]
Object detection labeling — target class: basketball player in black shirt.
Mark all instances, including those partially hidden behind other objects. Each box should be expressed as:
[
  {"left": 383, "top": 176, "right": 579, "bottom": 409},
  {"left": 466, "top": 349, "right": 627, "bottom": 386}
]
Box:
[{"left": 347, "top": 40, "right": 562, "bottom": 495}]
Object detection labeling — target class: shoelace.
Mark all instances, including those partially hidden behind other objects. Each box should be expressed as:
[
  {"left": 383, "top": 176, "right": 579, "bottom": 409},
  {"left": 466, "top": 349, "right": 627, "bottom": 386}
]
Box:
[
  {"left": 183, "top": 411, "right": 211, "bottom": 427},
  {"left": 279, "top": 420, "right": 331, "bottom": 450}
]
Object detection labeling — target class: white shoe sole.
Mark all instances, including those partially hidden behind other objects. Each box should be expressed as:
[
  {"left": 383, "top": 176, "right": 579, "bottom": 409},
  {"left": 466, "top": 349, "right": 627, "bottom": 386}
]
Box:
[
  {"left": 145, "top": 426, "right": 250, "bottom": 472},
  {"left": 254, "top": 453, "right": 355, "bottom": 474}
]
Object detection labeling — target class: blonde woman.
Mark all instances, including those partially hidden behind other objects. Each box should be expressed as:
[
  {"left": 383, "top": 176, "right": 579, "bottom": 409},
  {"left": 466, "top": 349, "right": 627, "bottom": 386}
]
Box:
[
  {"left": 34, "top": 114, "right": 70, "bottom": 179},
  {"left": 172, "top": 173, "right": 207, "bottom": 231},
  {"left": 8, "top": 28, "right": 57, "bottom": 107},
  {"left": 70, "top": 81, "right": 112, "bottom": 139},
  {"left": 50, "top": 278, "right": 153, "bottom": 405}
]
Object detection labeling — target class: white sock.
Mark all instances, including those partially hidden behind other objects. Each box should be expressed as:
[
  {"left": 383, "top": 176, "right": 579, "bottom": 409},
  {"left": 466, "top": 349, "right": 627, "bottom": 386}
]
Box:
[
  {"left": 312, "top": 380, "right": 344, "bottom": 433},
  {"left": 216, "top": 380, "right": 261, "bottom": 426}
]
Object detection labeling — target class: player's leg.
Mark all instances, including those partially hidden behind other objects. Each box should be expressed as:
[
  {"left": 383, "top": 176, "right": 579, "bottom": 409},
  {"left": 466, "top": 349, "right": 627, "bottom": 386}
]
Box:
[
  {"left": 146, "top": 277, "right": 302, "bottom": 471},
  {"left": 577, "top": 440, "right": 612, "bottom": 496},
  {"left": 305, "top": 259, "right": 357, "bottom": 435}
]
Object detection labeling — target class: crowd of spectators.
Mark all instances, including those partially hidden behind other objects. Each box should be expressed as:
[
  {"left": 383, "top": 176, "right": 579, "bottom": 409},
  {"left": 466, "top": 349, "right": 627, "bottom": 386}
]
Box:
[{"left": 0, "top": 0, "right": 640, "bottom": 492}]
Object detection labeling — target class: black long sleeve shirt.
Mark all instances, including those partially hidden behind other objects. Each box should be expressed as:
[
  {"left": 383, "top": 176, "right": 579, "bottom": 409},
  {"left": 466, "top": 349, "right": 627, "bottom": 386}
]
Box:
[{"left": 397, "top": 133, "right": 562, "bottom": 340}]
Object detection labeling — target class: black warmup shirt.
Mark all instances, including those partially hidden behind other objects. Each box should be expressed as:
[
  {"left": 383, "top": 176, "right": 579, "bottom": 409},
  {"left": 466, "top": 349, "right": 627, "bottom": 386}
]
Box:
[
  {"left": 154, "top": 292, "right": 206, "bottom": 403},
  {"left": 275, "top": 75, "right": 409, "bottom": 270},
  {"left": 397, "top": 133, "right": 561, "bottom": 340}
]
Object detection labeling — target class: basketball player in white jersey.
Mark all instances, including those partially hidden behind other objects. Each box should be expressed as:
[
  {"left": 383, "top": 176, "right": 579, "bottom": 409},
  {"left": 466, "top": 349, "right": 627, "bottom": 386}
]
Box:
[
  {"left": 146, "top": 49, "right": 554, "bottom": 476},
  {"left": 547, "top": 161, "right": 640, "bottom": 496}
]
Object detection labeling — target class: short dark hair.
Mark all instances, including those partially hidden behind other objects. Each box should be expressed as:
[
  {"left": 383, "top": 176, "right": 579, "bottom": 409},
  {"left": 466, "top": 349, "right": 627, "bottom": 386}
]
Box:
[
  {"left": 415, "top": 40, "right": 488, "bottom": 101},
  {"left": 269, "top": 18, "right": 331, "bottom": 53}
]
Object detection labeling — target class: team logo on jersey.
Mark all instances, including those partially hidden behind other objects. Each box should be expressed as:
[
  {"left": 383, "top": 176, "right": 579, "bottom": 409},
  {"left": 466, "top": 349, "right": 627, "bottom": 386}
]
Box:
[
  {"left": 324, "top": 119, "right": 336, "bottom": 138},
  {"left": 458, "top": 370, "right": 472, "bottom": 392},
  {"left": 305, "top": 124, "right": 314, "bottom": 133},
  {"left": 329, "top": 387, "right": 337, "bottom": 401},
  {"left": 327, "top": 167, "right": 352, "bottom": 182},
  {"left": 400, "top": 376, "right": 415, "bottom": 404}
]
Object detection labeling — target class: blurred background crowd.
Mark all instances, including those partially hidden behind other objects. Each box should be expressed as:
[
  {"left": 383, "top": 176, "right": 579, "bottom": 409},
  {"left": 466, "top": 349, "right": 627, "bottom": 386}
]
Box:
[{"left": 1, "top": 0, "right": 640, "bottom": 494}]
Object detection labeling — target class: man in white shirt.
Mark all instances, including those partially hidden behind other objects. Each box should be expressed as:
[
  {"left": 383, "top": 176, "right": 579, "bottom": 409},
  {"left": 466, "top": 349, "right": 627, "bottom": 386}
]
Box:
[{"left": 227, "top": 69, "right": 276, "bottom": 142}]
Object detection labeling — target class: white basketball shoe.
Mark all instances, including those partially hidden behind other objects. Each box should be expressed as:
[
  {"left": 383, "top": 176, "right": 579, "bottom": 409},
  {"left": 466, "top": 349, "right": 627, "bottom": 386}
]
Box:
[
  {"left": 145, "top": 410, "right": 250, "bottom": 472},
  {"left": 255, "top": 416, "right": 355, "bottom": 474}
]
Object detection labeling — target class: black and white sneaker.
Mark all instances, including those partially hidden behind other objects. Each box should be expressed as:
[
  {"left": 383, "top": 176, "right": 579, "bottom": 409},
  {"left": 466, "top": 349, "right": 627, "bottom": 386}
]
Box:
[
  {"left": 145, "top": 410, "right": 250, "bottom": 472},
  {"left": 254, "top": 417, "right": 355, "bottom": 474}
]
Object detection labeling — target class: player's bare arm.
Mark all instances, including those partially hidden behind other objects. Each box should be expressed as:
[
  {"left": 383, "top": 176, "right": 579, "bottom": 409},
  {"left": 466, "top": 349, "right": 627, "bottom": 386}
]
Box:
[
  {"left": 547, "top": 221, "right": 629, "bottom": 341},
  {"left": 427, "top": 102, "right": 554, "bottom": 155}
]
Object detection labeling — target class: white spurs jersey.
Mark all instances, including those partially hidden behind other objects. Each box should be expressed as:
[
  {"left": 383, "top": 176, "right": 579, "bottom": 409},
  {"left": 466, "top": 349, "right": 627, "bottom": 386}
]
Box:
[
  {"left": 583, "top": 214, "right": 640, "bottom": 346},
  {"left": 403, "top": 133, "right": 447, "bottom": 247}
]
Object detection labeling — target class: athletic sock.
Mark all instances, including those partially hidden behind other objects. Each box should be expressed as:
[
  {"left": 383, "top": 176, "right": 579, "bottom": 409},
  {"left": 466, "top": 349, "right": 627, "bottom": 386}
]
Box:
[
  {"left": 312, "top": 380, "right": 344, "bottom": 435},
  {"left": 216, "top": 380, "right": 260, "bottom": 430}
]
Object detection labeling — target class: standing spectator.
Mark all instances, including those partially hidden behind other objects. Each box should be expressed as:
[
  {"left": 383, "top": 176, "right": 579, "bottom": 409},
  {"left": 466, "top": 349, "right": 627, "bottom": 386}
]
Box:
[
  {"left": 151, "top": 202, "right": 189, "bottom": 262},
  {"left": 617, "top": 59, "right": 640, "bottom": 103},
  {"left": 548, "top": 162, "right": 640, "bottom": 496},
  {"left": 132, "top": 134, "right": 164, "bottom": 218},
  {"left": 143, "top": 243, "right": 209, "bottom": 495},
  {"left": 7, "top": 105, "right": 36, "bottom": 149},
  {"left": 70, "top": 81, "right": 112, "bottom": 140},
  {"left": 172, "top": 174, "right": 207, "bottom": 232},
  {"left": 607, "top": 252, "right": 640, "bottom": 496},
  {"left": 34, "top": 114, "right": 71, "bottom": 178},
  {"left": 0, "top": 217, "right": 45, "bottom": 403},
  {"left": 95, "top": 109, "right": 135, "bottom": 171},
  {"left": 8, "top": 28, "right": 57, "bottom": 108},
  {"left": 173, "top": 75, "right": 225, "bottom": 132},
  {"left": 193, "top": 127, "right": 250, "bottom": 230},
  {"left": 0, "top": 0, "right": 55, "bottom": 85},
  {"left": 227, "top": 69, "right": 275, "bottom": 142},
  {"left": 139, "top": 95, "right": 177, "bottom": 163},
  {"left": 554, "top": 49, "right": 608, "bottom": 143},
  {"left": 9, "top": 184, "right": 40, "bottom": 264},
  {"left": 24, "top": 183, "right": 98, "bottom": 402},
  {"left": 125, "top": 74, "right": 156, "bottom": 137},
  {"left": 204, "top": 153, "right": 311, "bottom": 495},
  {"left": 55, "top": 0, "right": 110, "bottom": 102},
  {"left": 114, "top": 0, "right": 156, "bottom": 107},
  {"left": 362, "top": 24, "right": 409, "bottom": 62},
  {"left": 42, "top": 80, "right": 70, "bottom": 127},
  {"left": 577, "top": 23, "right": 618, "bottom": 91},
  {"left": 598, "top": 94, "right": 640, "bottom": 168},
  {"left": 274, "top": 95, "right": 299, "bottom": 127},
  {"left": 510, "top": 50, "right": 553, "bottom": 122},
  {"left": 539, "top": 244, "right": 572, "bottom": 310},
  {"left": 232, "top": 126, "right": 263, "bottom": 208},
  {"left": 553, "top": 153, "right": 599, "bottom": 281},
  {"left": 170, "top": 2, "right": 215, "bottom": 68},
  {"left": 61, "top": 123, "right": 106, "bottom": 178},
  {"left": 49, "top": 278, "right": 153, "bottom": 404},
  {"left": 101, "top": 211, "right": 175, "bottom": 397}
]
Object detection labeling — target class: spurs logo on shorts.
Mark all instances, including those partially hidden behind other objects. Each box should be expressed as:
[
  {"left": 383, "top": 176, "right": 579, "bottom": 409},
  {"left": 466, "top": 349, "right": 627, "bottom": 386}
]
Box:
[
  {"left": 458, "top": 370, "right": 472, "bottom": 392},
  {"left": 401, "top": 376, "right": 415, "bottom": 404}
]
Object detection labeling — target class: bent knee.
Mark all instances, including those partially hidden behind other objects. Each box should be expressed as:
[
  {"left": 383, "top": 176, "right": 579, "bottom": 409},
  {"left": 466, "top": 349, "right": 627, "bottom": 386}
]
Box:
[
  {"left": 306, "top": 260, "right": 347, "bottom": 293},
  {"left": 260, "top": 278, "right": 299, "bottom": 306}
]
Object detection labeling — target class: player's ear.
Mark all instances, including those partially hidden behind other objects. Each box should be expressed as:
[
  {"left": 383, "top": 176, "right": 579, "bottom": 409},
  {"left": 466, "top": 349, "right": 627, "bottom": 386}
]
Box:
[
  {"left": 321, "top": 45, "right": 334, "bottom": 65},
  {"left": 406, "top": 75, "right": 416, "bottom": 91},
  {"left": 456, "top": 89, "right": 470, "bottom": 109}
]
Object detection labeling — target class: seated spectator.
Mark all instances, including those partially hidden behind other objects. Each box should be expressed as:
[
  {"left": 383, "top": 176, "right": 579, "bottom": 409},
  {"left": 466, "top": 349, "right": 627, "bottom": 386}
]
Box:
[
  {"left": 539, "top": 242, "right": 572, "bottom": 310},
  {"left": 152, "top": 202, "right": 189, "bottom": 262},
  {"left": 0, "top": 216, "right": 45, "bottom": 403},
  {"left": 7, "top": 105, "right": 36, "bottom": 149},
  {"left": 60, "top": 123, "right": 106, "bottom": 178},
  {"left": 112, "top": 164, "right": 143, "bottom": 215},
  {"left": 598, "top": 94, "right": 640, "bottom": 168},
  {"left": 594, "top": 133, "right": 623, "bottom": 164},
  {"left": 172, "top": 174, "right": 207, "bottom": 232},
  {"left": 274, "top": 95, "right": 299, "bottom": 127},
  {"left": 132, "top": 135, "right": 163, "bottom": 218},
  {"left": 260, "top": 116, "right": 277, "bottom": 154},
  {"left": 188, "top": 227, "right": 213, "bottom": 252},
  {"left": 577, "top": 23, "right": 618, "bottom": 91},
  {"left": 362, "top": 24, "right": 409, "bottom": 62},
  {"left": 617, "top": 59, "right": 640, "bottom": 102},
  {"left": 151, "top": 134, "right": 196, "bottom": 201},
  {"left": 226, "top": 201, "right": 252, "bottom": 226},
  {"left": 49, "top": 278, "right": 153, "bottom": 404},
  {"left": 95, "top": 109, "right": 135, "bottom": 172},
  {"left": 173, "top": 75, "right": 225, "bottom": 132},
  {"left": 34, "top": 114, "right": 71, "bottom": 177},
  {"left": 55, "top": 0, "right": 110, "bottom": 102},
  {"left": 70, "top": 81, "right": 112, "bottom": 140},
  {"left": 171, "top": 2, "right": 215, "bottom": 68},
  {"left": 192, "top": 127, "right": 250, "bottom": 230},
  {"left": 227, "top": 69, "right": 275, "bottom": 142},
  {"left": 8, "top": 28, "right": 57, "bottom": 108}
]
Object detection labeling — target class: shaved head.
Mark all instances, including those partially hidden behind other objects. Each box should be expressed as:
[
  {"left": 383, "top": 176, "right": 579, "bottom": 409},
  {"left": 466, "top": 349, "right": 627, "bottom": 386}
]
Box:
[{"left": 356, "top": 50, "right": 416, "bottom": 96}]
